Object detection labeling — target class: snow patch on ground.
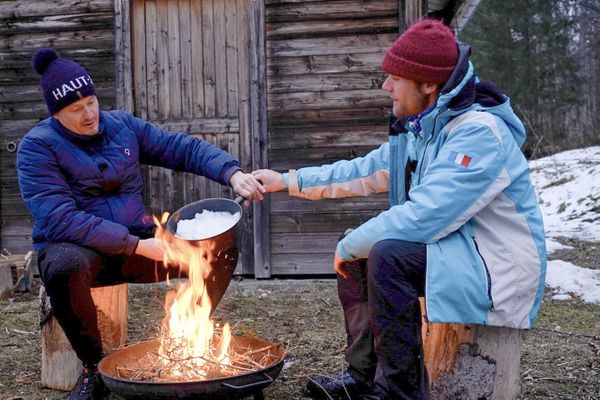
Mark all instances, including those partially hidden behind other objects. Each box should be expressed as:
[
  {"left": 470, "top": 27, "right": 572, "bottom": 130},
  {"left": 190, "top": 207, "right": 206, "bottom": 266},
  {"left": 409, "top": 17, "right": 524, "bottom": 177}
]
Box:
[
  {"left": 545, "top": 238, "right": 573, "bottom": 254},
  {"left": 545, "top": 260, "right": 600, "bottom": 304},
  {"left": 530, "top": 146, "right": 600, "bottom": 242}
]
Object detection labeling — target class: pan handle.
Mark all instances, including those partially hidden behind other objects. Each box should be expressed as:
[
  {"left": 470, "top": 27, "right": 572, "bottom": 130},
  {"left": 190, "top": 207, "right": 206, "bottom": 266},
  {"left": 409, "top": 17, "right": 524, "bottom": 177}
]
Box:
[
  {"left": 234, "top": 195, "right": 245, "bottom": 205},
  {"left": 221, "top": 372, "right": 273, "bottom": 390}
]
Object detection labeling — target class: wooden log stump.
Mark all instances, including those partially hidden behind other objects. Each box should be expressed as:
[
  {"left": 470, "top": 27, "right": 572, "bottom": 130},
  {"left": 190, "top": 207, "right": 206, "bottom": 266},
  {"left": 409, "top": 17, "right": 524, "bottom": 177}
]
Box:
[
  {"left": 40, "top": 284, "right": 128, "bottom": 391},
  {"left": 0, "top": 261, "right": 13, "bottom": 300},
  {"left": 0, "top": 251, "right": 33, "bottom": 298},
  {"left": 421, "top": 299, "right": 524, "bottom": 400}
]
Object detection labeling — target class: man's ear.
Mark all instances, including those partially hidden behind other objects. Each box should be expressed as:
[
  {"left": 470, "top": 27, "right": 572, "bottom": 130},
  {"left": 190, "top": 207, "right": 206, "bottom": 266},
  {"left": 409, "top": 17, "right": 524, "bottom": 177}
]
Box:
[{"left": 421, "top": 82, "right": 440, "bottom": 96}]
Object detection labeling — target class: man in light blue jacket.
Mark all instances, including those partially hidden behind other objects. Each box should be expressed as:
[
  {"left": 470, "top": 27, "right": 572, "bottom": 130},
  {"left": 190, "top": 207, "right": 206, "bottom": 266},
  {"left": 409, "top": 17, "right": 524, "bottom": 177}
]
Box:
[{"left": 254, "top": 19, "right": 546, "bottom": 400}]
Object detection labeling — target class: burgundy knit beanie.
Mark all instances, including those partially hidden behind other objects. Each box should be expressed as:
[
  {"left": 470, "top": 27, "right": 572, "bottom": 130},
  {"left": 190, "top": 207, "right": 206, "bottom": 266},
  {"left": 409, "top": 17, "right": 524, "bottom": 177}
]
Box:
[
  {"left": 32, "top": 48, "right": 96, "bottom": 114},
  {"left": 382, "top": 19, "right": 458, "bottom": 84}
]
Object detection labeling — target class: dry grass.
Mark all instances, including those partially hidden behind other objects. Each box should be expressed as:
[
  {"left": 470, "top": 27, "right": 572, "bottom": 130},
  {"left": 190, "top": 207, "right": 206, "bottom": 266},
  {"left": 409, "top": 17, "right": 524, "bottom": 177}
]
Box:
[{"left": 0, "top": 239, "right": 598, "bottom": 399}]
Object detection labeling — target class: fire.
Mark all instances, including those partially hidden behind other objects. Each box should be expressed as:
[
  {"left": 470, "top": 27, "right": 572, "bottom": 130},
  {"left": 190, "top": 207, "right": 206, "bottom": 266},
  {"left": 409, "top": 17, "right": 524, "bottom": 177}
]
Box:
[{"left": 152, "top": 212, "right": 232, "bottom": 380}]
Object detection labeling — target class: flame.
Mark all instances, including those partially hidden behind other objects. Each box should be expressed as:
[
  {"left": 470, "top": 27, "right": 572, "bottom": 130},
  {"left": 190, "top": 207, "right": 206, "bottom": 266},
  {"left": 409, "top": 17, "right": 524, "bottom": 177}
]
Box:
[{"left": 153, "top": 212, "right": 232, "bottom": 379}]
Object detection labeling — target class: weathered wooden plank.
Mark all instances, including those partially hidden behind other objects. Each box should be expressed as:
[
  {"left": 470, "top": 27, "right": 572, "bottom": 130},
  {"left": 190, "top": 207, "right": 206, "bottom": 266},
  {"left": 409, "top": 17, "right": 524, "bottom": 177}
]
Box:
[
  {"left": 0, "top": 48, "right": 114, "bottom": 65},
  {"left": 0, "top": 0, "right": 113, "bottom": 18},
  {"left": 267, "top": 52, "right": 382, "bottom": 77},
  {"left": 249, "top": 0, "right": 271, "bottom": 278},
  {"left": 225, "top": 0, "right": 239, "bottom": 117},
  {"left": 269, "top": 124, "right": 387, "bottom": 150},
  {"left": 202, "top": 0, "right": 216, "bottom": 117},
  {"left": 0, "top": 202, "right": 30, "bottom": 217},
  {"left": 0, "top": 13, "right": 115, "bottom": 35},
  {"left": 0, "top": 29, "right": 114, "bottom": 51},
  {"left": 268, "top": 71, "right": 386, "bottom": 94},
  {"left": 144, "top": 0, "right": 159, "bottom": 121},
  {"left": 270, "top": 253, "right": 334, "bottom": 275},
  {"left": 271, "top": 232, "right": 339, "bottom": 254},
  {"left": 166, "top": 0, "right": 182, "bottom": 118},
  {"left": 0, "top": 120, "right": 39, "bottom": 136},
  {"left": 270, "top": 144, "right": 379, "bottom": 162},
  {"left": 0, "top": 64, "right": 114, "bottom": 85},
  {"left": 132, "top": 0, "right": 148, "bottom": 119},
  {"left": 236, "top": 0, "right": 250, "bottom": 170},
  {"left": 190, "top": 0, "right": 204, "bottom": 118},
  {"left": 213, "top": 0, "right": 227, "bottom": 117},
  {"left": 236, "top": 0, "right": 253, "bottom": 275},
  {"left": 271, "top": 211, "right": 380, "bottom": 233},
  {"left": 154, "top": 117, "right": 239, "bottom": 134},
  {"left": 268, "top": 106, "right": 389, "bottom": 127},
  {"left": 268, "top": 33, "right": 396, "bottom": 57},
  {"left": 266, "top": 1, "right": 398, "bottom": 22},
  {"left": 266, "top": 16, "right": 398, "bottom": 40},
  {"left": 114, "top": 0, "right": 133, "bottom": 112},
  {"left": 179, "top": 0, "right": 193, "bottom": 117},
  {"left": 155, "top": 0, "right": 171, "bottom": 119},
  {"left": 268, "top": 88, "right": 389, "bottom": 111},
  {"left": 0, "top": 237, "right": 33, "bottom": 254},
  {"left": 269, "top": 192, "right": 389, "bottom": 213},
  {"left": 0, "top": 222, "right": 33, "bottom": 237}
]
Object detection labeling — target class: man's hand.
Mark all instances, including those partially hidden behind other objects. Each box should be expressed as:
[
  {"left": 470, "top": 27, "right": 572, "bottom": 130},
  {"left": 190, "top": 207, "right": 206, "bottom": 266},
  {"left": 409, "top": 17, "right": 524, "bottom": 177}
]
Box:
[
  {"left": 334, "top": 251, "right": 350, "bottom": 279},
  {"left": 229, "top": 170, "right": 266, "bottom": 202},
  {"left": 252, "top": 169, "right": 287, "bottom": 193},
  {"left": 135, "top": 238, "right": 165, "bottom": 261}
]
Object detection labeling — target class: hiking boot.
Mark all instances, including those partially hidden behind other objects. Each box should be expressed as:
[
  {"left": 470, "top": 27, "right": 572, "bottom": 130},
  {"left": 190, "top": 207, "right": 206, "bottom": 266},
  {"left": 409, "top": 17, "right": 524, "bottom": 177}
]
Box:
[
  {"left": 306, "top": 371, "right": 375, "bottom": 400},
  {"left": 66, "top": 368, "right": 108, "bottom": 400}
]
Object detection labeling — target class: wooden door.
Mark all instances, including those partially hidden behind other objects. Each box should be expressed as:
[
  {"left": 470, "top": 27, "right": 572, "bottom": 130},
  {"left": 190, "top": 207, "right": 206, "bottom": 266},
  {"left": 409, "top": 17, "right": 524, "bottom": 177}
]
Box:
[{"left": 127, "top": 0, "right": 253, "bottom": 272}]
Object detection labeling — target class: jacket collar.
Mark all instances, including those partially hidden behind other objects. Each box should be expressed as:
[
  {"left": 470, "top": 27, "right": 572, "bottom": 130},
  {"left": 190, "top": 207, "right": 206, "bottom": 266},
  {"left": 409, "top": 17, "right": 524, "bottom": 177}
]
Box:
[{"left": 51, "top": 111, "right": 106, "bottom": 145}]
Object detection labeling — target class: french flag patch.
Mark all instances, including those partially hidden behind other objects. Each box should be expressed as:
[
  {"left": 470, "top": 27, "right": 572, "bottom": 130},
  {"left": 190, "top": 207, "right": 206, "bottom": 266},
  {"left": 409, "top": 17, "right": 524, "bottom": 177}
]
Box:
[{"left": 448, "top": 151, "right": 472, "bottom": 167}]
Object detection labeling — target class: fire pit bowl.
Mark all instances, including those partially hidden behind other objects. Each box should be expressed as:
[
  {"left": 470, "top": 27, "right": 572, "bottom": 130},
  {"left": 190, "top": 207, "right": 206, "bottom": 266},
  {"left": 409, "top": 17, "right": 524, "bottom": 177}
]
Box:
[{"left": 98, "top": 335, "right": 285, "bottom": 400}]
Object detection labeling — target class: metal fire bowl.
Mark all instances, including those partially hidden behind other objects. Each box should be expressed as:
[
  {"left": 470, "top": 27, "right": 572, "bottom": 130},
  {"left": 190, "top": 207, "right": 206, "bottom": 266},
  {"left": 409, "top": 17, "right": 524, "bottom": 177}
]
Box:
[{"left": 98, "top": 335, "right": 285, "bottom": 400}]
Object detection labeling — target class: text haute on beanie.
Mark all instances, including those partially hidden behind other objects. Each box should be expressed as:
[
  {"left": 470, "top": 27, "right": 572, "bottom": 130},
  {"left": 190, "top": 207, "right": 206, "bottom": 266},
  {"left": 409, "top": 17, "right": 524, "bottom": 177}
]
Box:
[{"left": 32, "top": 48, "right": 96, "bottom": 114}]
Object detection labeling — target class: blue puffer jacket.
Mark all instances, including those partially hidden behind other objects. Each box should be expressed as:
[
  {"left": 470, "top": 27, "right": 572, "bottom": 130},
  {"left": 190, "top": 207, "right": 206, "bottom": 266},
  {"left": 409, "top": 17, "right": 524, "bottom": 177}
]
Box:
[
  {"left": 17, "top": 110, "right": 240, "bottom": 256},
  {"left": 282, "top": 44, "right": 547, "bottom": 329}
]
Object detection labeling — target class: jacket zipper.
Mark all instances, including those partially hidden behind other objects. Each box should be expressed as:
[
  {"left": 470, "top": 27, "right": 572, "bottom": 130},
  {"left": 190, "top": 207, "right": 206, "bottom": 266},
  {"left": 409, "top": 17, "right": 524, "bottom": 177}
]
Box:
[
  {"left": 417, "top": 111, "right": 447, "bottom": 184},
  {"left": 473, "top": 237, "right": 495, "bottom": 311}
]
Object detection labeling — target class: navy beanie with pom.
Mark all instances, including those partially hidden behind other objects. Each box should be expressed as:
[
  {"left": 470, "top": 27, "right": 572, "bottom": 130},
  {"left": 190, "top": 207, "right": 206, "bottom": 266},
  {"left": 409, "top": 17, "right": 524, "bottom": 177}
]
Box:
[{"left": 32, "top": 48, "right": 96, "bottom": 114}]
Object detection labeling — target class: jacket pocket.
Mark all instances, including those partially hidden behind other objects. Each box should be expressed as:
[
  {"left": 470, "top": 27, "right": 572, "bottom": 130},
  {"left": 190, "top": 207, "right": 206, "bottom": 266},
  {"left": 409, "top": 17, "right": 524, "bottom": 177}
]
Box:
[{"left": 472, "top": 237, "right": 494, "bottom": 311}]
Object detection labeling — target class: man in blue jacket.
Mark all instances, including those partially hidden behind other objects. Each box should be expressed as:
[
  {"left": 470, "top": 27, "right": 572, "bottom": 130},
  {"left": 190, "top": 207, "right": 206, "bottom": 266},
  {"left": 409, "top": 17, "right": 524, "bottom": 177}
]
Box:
[
  {"left": 17, "top": 48, "right": 265, "bottom": 400},
  {"left": 254, "top": 19, "right": 547, "bottom": 400}
]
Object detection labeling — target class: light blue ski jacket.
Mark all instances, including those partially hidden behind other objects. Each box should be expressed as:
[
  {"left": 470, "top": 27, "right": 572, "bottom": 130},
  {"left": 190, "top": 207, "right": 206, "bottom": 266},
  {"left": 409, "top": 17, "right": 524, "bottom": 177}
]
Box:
[{"left": 282, "top": 44, "right": 547, "bottom": 329}]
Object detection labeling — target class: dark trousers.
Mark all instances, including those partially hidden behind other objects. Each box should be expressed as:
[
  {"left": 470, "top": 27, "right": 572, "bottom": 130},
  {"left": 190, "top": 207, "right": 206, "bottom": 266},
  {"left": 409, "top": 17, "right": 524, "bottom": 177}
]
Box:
[
  {"left": 337, "top": 239, "right": 429, "bottom": 400},
  {"left": 38, "top": 242, "right": 236, "bottom": 368}
]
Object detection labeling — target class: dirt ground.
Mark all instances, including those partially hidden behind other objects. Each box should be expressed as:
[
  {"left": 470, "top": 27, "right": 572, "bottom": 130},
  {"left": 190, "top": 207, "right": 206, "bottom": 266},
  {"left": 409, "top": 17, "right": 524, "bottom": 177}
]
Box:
[{"left": 1, "top": 238, "right": 599, "bottom": 400}]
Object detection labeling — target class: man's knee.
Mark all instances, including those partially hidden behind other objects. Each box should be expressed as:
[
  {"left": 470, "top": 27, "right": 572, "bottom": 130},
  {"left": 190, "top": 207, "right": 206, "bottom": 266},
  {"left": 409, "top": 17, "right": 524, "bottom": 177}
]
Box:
[
  {"left": 367, "top": 240, "right": 424, "bottom": 282},
  {"left": 40, "top": 243, "right": 96, "bottom": 287}
]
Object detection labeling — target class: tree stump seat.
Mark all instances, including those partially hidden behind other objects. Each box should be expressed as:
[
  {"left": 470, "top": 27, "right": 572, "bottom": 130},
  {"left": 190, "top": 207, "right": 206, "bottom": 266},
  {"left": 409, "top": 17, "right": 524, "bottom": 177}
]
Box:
[
  {"left": 421, "top": 299, "right": 524, "bottom": 400},
  {"left": 39, "top": 284, "right": 128, "bottom": 391}
]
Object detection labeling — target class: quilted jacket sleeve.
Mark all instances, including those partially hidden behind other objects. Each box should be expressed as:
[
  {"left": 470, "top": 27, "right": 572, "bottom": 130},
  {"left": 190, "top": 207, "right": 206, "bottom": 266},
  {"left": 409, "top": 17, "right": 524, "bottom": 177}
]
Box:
[
  {"left": 282, "top": 143, "right": 390, "bottom": 200},
  {"left": 120, "top": 112, "right": 241, "bottom": 185}
]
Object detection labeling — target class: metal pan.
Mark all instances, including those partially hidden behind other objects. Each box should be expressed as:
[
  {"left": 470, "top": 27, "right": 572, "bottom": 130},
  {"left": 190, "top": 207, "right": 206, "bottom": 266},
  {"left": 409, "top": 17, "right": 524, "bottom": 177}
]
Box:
[
  {"left": 166, "top": 195, "right": 244, "bottom": 243},
  {"left": 161, "top": 196, "right": 245, "bottom": 312}
]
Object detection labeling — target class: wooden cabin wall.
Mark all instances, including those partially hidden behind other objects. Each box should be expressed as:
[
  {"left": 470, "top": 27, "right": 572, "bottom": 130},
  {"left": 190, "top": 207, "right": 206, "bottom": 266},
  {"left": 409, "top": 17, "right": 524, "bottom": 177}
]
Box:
[
  {"left": 265, "top": 0, "right": 398, "bottom": 275},
  {"left": 0, "top": 0, "right": 116, "bottom": 253}
]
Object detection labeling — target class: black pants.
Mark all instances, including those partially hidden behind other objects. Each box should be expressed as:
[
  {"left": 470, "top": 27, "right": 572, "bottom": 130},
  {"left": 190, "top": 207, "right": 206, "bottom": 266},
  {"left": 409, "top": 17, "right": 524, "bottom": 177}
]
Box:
[
  {"left": 38, "top": 242, "right": 236, "bottom": 368},
  {"left": 337, "top": 239, "right": 430, "bottom": 400}
]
